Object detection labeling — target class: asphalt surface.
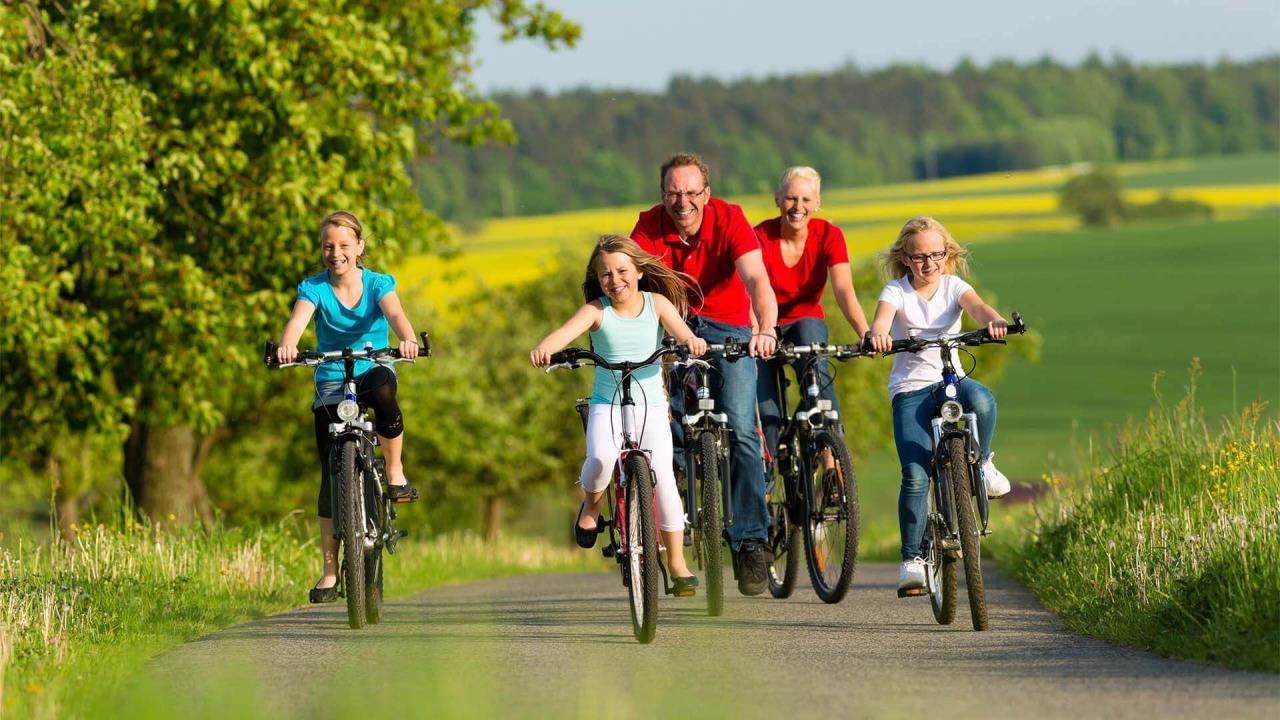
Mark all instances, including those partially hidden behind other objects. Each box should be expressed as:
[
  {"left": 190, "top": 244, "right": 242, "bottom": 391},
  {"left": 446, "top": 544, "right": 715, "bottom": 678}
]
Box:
[{"left": 135, "top": 563, "right": 1279, "bottom": 719}]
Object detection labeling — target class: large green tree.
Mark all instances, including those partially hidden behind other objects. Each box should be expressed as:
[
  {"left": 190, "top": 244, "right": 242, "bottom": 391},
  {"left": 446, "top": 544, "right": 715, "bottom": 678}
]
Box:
[{"left": 9, "top": 0, "right": 578, "bottom": 524}]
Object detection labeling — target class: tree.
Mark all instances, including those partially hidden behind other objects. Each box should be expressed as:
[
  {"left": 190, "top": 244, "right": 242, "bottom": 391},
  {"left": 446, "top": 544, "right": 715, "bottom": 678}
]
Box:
[
  {"left": 15, "top": 1, "right": 579, "bottom": 524},
  {"left": 1059, "top": 168, "right": 1126, "bottom": 227}
]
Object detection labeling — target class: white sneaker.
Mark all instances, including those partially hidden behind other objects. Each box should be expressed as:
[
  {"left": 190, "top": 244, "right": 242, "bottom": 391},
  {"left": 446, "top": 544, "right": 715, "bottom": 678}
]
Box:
[
  {"left": 983, "top": 454, "right": 1011, "bottom": 498},
  {"left": 898, "top": 557, "right": 926, "bottom": 592}
]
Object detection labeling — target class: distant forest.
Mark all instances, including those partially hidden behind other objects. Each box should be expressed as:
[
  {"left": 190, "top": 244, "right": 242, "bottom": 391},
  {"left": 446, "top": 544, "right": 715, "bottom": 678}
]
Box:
[{"left": 412, "top": 55, "right": 1279, "bottom": 219}]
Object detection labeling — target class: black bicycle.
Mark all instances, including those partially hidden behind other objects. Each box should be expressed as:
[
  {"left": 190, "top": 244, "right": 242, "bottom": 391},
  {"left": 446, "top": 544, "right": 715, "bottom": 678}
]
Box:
[
  {"left": 547, "top": 341, "right": 690, "bottom": 643},
  {"left": 872, "top": 313, "right": 1026, "bottom": 630},
  {"left": 668, "top": 339, "right": 752, "bottom": 617},
  {"left": 264, "top": 333, "right": 430, "bottom": 629},
  {"left": 763, "top": 342, "right": 866, "bottom": 604}
]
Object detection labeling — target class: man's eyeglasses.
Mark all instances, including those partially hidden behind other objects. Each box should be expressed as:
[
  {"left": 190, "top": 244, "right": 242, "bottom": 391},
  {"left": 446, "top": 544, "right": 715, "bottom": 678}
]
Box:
[
  {"left": 907, "top": 251, "right": 948, "bottom": 265},
  {"left": 662, "top": 188, "right": 706, "bottom": 202}
]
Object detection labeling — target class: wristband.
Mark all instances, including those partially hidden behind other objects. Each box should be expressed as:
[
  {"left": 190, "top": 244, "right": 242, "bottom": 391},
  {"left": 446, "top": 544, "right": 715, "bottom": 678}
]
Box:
[{"left": 753, "top": 332, "right": 777, "bottom": 340}]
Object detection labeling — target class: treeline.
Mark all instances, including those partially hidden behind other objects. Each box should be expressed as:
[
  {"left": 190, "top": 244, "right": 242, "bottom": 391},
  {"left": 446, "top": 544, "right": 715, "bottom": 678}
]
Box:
[{"left": 416, "top": 56, "right": 1280, "bottom": 219}]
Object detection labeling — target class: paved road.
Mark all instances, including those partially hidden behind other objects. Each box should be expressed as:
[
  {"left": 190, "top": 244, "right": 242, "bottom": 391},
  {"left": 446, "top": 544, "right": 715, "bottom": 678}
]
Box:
[{"left": 135, "top": 563, "right": 1278, "bottom": 719}]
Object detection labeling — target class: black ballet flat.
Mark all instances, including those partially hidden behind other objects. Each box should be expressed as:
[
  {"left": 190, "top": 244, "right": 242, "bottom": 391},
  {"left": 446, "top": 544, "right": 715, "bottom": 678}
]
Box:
[
  {"left": 309, "top": 584, "right": 338, "bottom": 604},
  {"left": 574, "top": 501, "right": 601, "bottom": 549},
  {"left": 387, "top": 482, "right": 419, "bottom": 503}
]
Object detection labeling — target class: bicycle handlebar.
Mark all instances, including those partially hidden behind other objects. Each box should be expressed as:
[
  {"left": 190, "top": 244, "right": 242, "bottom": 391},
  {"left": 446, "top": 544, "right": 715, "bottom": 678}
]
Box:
[
  {"left": 263, "top": 332, "right": 432, "bottom": 369},
  {"left": 546, "top": 342, "right": 688, "bottom": 373},
  {"left": 862, "top": 312, "right": 1027, "bottom": 356},
  {"left": 777, "top": 342, "right": 871, "bottom": 361}
]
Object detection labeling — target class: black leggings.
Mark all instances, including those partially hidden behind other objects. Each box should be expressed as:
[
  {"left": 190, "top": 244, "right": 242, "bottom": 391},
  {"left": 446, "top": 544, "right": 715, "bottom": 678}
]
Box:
[{"left": 313, "top": 366, "right": 403, "bottom": 519}]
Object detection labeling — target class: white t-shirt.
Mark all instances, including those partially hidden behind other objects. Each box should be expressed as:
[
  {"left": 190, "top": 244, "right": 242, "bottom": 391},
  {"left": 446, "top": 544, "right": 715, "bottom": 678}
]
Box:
[{"left": 877, "top": 274, "right": 975, "bottom": 398}]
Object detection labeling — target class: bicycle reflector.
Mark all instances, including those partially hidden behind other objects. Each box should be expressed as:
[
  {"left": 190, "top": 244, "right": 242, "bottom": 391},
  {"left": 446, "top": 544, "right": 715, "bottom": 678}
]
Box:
[
  {"left": 337, "top": 399, "right": 361, "bottom": 422},
  {"left": 940, "top": 401, "right": 964, "bottom": 423}
]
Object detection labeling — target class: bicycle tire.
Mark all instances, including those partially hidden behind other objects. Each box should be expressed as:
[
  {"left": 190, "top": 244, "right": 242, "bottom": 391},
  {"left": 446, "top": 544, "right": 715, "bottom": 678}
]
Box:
[
  {"left": 624, "top": 452, "right": 660, "bottom": 643},
  {"left": 364, "top": 487, "right": 385, "bottom": 625},
  {"left": 947, "top": 436, "right": 988, "bottom": 630},
  {"left": 765, "top": 464, "right": 801, "bottom": 599},
  {"left": 695, "top": 431, "right": 725, "bottom": 616},
  {"left": 801, "top": 429, "right": 859, "bottom": 604},
  {"left": 339, "top": 439, "right": 367, "bottom": 629},
  {"left": 925, "top": 492, "right": 957, "bottom": 625}
]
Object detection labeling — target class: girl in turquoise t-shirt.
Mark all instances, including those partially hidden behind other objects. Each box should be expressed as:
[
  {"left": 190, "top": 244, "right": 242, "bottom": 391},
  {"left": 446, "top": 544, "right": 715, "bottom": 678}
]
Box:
[
  {"left": 275, "top": 211, "right": 424, "bottom": 604},
  {"left": 530, "top": 235, "right": 706, "bottom": 594}
]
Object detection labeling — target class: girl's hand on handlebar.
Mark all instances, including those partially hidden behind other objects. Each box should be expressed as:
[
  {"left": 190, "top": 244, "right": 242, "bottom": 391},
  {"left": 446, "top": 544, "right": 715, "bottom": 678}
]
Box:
[
  {"left": 530, "top": 345, "right": 554, "bottom": 368},
  {"left": 277, "top": 344, "right": 298, "bottom": 364},
  {"left": 749, "top": 332, "right": 777, "bottom": 359},
  {"left": 684, "top": 336, "right": 708, "bottom": 357},
  {"left": 987, "top": 319, "right": 1008, "bottom": 340},
  {"left": 399, "top": 339, "right": 420, "bottom": 360},
  {"left": 869, "top": 333, "right": 893, "bottom": 353}
]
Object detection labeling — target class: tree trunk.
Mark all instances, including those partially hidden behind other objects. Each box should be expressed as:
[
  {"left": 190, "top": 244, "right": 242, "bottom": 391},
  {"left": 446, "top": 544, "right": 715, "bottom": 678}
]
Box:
[
  {"left": 48, "top": 456, "right": 78, "bottom": 543},
  {"left": 124, "top": 422, "right": 200, "bottom": 526},
  {"left": 483, "top": 495, "right": 505, "bottom": 542}
]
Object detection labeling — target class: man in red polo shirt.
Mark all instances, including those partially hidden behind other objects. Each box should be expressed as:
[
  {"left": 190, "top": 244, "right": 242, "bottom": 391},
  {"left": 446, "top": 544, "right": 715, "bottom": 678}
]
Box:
[{"left": 631, "top": 152, "right": 778, "bottom": 596}]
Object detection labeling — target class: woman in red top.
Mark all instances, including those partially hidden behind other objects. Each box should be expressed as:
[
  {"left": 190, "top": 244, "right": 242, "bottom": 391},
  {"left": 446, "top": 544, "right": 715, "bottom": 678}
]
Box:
[{"left": 755, "top": 166, "right": 870, "bottom": 461}]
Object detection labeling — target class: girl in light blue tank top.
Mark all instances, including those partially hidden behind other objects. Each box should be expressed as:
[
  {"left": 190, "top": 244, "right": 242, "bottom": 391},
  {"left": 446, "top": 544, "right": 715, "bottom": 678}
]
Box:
[{"left": 531, "top": 235, "right": 708, "bottom": 592}]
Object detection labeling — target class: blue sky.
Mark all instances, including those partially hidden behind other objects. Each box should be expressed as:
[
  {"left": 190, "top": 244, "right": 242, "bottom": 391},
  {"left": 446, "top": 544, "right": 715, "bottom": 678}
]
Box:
[{"left": 471, "top": 0, "right": 1280, "bottom": 93}]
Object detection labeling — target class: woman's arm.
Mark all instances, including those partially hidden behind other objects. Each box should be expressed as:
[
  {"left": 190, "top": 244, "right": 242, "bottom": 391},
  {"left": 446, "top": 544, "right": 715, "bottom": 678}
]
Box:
[
  {"left": 653, "top": 294, "right": 708, "bottom": 356},
  {"left": 276, "top": 299, "right": 316, "bottom": 364},
  {"left": 378, "top": 291, "right": 420, "bottom": 359},
  {"left": 530, "top": 303, "right": 603, "bottom": 367},
  {"left": 867, "top": 300, "right": 897, "bottom": 353},
  {"left": 959, "top": 290, "right": 1008, "bottom": 340},
  {"left": 828, "top": 262, "right": 870, "bottom": 338}
]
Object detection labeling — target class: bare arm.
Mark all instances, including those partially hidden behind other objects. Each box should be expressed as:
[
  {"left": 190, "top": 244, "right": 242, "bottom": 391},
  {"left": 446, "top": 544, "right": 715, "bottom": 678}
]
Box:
[
  {"left": 734, "top": 249, "right": 778, "bottom": 357},
  {"left": 959, "top": 290, "right": 1008, "bottom": 339},
  {"left": 828, "top": 262, "right": 870, "bottom": 338},
  {"left": 377, "top": 291, "right": 421, "bottom": 359},
  {"left": 530, "top": 303, "right": 603, "bottom": 367},
  {"left": 276, "top": 299, "right": 316, "bottom": 364},
  {"left": 652, "top": 294, "right": 707, "bottom": 356},
  {"left": 867, "top": 300, "right": 898, "bottom": 353}
]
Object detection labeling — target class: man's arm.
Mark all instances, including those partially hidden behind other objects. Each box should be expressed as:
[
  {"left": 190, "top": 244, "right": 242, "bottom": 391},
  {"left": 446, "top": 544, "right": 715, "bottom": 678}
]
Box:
[{"left": 734, "top": 249, "right": 777, "bottom": 358}]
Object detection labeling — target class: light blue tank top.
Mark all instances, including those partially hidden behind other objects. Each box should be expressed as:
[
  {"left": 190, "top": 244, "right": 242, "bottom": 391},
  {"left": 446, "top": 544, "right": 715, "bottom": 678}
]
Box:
[{"left": 589, "top": 292, "right": 667, "bottom": 405}]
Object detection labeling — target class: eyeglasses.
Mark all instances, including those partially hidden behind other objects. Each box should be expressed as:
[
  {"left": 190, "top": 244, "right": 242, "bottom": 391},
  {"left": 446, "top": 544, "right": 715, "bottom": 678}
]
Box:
[
  {"left": 662, "top": 188, "right": 706, "bottom": 202},
  {"left": 907, "top": 251, "right": 948, "bottom": 265}
]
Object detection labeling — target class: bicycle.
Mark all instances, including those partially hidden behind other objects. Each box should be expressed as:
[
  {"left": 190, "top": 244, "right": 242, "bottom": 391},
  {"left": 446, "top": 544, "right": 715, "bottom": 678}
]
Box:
[
  {"left": 667, "top": 339, "right": 753, "bottom": 617},
  {"left": 870, "top": 313, "right": 1026, "bottom": 630},
  {"left": 546, "top": 341, "right": 690, "bottom": 643},
  {"left": 763, "top": 341, "right": 866, "bottom": 604},
  {"left": 264, "top": 332, "right": 430, "bottom": 629}
]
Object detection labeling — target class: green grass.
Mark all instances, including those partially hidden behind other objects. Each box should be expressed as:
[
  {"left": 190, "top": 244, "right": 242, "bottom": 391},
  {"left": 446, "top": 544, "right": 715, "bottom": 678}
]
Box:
[
  {"left": 988, "top": 377, "right": 1280, "bottom": 672},
  {"left": 1125, "top": 152, "right": 1280, "bottom": 189},
  {"left": 0, "top": 518, "right": 597, "bottom": 719}
]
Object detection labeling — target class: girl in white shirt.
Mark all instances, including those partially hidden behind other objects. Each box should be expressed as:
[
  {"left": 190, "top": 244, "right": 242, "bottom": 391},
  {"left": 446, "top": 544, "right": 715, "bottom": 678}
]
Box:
[{"left": 866, "top": 216, "right": 1011, "bottom": 596}]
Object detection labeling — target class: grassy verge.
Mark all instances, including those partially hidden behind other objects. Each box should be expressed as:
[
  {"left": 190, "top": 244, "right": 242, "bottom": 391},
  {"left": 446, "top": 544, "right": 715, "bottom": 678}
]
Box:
[
  {"left": 0, "top": 516, "right": 598, "bottom": 718},
  {"left": 988, "top": 368, "right": 1280, "bottom": 672}
]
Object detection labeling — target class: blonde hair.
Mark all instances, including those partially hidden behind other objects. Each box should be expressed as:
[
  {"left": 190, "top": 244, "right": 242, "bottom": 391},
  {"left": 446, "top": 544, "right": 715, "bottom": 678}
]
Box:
[
  {"left": 318, "top": 211, "right": 368, "bottom": 266},
  {"left": 776, "top": 166, "right": 822, "bottom": 196},
  {"left": 881, "top": 216, "right": 970, "bottom": 279},
  {"left": 583, "top": 235, "right": 701, "bottom": 317}
]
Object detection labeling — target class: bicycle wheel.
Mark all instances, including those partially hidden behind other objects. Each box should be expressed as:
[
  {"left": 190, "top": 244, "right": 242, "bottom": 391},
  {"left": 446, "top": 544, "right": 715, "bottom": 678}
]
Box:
[
  {"left": 338, "top": 439, "right": 367, "bottom": 629},
  {"left": 924, "top": 489, "right": 957, "bottom": 625},
  {"left": 765, "top": 465, "right": 801, "bottom": 599},
  {"left": 364, "top": 489, "right": 385, "bottom": 625},
  {"left": 946, "top": 436, "right": 988, "bottom": 630},
  {"left": 624, "top": 452, "right": 660, "bottom": 643},
  {"left": 801, "top": 429, "right": 859, "bottom": 604},
  {"left": 695, "top": 432, "right": 724, "bottom": 616}
]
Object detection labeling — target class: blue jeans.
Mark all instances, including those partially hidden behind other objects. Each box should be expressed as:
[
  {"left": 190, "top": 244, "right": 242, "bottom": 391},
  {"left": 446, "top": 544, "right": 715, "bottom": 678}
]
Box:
[
  {"left": 892, "top": 378, "right": 996, "bottom": 561},
  {"left": 671, "top": 316, "right": 769, "bottom": 551},
  {"left": 756, "top": 318, "right": 841, "bottom": 461}
]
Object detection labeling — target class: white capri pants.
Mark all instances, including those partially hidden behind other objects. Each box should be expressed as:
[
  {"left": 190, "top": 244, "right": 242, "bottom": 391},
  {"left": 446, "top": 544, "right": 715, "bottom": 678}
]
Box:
[{"left": 580, "top": 403, "right": 685, "bottom": 532}]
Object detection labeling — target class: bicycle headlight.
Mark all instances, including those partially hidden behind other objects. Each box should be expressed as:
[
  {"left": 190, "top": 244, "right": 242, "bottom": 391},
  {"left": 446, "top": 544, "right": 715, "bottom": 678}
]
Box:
[
  {"left": 940, "top": 401, "right": 963, "bottom": 423},
  {"left": 336, "top": 399, "right": 361, "bottom": 422}
]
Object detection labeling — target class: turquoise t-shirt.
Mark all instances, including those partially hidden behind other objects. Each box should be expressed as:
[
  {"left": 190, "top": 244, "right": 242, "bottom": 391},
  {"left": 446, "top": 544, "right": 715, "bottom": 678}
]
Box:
[
  {"left": 296, "top": 268, "right": 396, "bottom": 385},
  {"left": 589, "top": 292, "right": 666, "bottom": 405}
]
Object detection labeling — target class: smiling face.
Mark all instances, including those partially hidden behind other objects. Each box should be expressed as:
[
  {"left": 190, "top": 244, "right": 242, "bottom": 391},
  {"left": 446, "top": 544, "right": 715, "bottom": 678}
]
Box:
[
  {"left": 905, "top": 229, "right": 948, "bottom": 286},
  {"left": 321, "top": 225, "right": 364, "bottom": 278},
  {"left": 661, "top": 164, "right": 709, "bottom": 239},
  {"left": 595, "top": 251, "right": 644, "bottom": 306},
  {"left": 776, "top": 176, "right": 820, "bottom": 232}
]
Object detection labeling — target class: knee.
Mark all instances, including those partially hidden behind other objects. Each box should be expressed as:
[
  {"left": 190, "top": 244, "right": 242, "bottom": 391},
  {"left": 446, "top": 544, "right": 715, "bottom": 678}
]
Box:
[
  {"left": 900, "top": 468, "right": 929, "bottom": 496},
  {"left": 579, "top": 457, "right": 609, "bottom": 491}
]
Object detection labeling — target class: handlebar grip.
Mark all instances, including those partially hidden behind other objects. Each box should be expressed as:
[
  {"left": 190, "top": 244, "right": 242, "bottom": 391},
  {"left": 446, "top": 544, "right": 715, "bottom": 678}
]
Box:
[
  {"left": 420, "top": 331, "right": 432, "bottom": 357},
  {"left": 1009, "top": 311, "right": 1027, "bottom": 334},
  {"left": 548, "top": 349, "right": 577, "bottom": 365},
  {"left": 264, "top": 341, "right": 278, "bottom": 366}
]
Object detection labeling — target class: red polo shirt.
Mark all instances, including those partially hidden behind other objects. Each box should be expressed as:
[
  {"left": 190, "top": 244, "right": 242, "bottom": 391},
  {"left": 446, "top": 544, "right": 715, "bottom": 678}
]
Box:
[
  {"left": 630, "top": 197, "right": 760, "bottom": 327},
  {"left": 754, "top": 217, "right": 850, "bottom": 325}
]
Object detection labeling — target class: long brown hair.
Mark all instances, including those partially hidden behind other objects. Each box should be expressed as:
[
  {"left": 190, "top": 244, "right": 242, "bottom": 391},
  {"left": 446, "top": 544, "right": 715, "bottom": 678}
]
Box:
[
  {"left": 881, "top": 216, "right": 970, "bottom": 279},
  {"left": 582, "top": 235, "right": 701, "bottom": 317}
]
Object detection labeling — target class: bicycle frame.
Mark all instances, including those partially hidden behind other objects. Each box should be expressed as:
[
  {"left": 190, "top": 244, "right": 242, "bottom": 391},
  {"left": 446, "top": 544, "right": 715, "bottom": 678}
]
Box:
[
  {"left": 674, "top": 357, "right": 732, "bottom": 532},
  {"left": 928, "top": 346, "right": 989, "bottom": 534}
]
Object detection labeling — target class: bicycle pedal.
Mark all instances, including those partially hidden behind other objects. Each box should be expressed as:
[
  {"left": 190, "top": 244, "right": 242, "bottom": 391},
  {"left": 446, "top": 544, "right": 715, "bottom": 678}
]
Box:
[
  {"left": 897, "top": 586, "right": 928, "bottom": 598},
  {"left": 601, "top": 543, "right": 617, "bottom": 558},
  {"left": 683, "top": 534, "right": 693, "bottom": 546}
]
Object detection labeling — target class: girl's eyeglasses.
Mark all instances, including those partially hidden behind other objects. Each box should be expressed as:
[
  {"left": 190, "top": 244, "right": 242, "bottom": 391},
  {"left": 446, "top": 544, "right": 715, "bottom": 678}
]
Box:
[{"left": 907, "top": 251, "right": 948, "bottom": 264}]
